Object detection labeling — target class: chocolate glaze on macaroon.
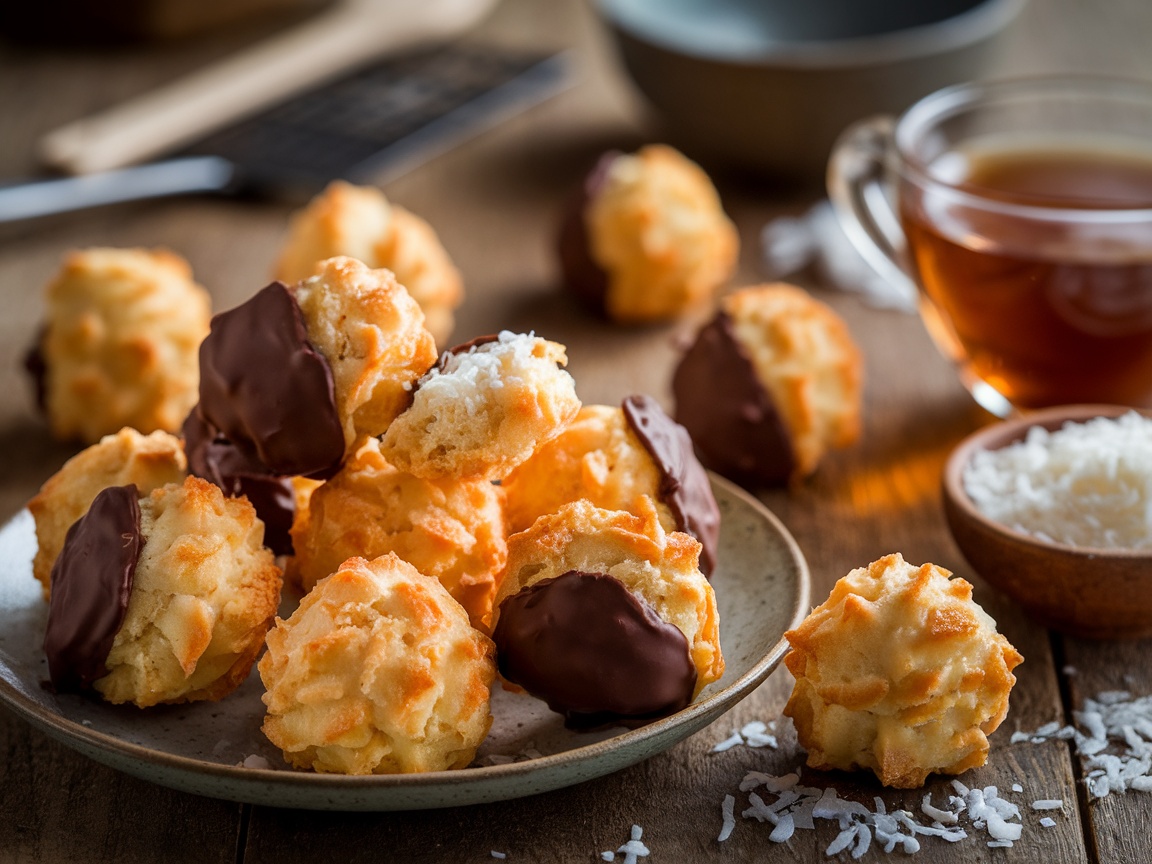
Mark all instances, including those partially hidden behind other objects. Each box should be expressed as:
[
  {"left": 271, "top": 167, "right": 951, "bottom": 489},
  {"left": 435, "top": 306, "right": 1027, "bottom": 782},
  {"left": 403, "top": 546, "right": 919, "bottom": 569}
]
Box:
[
  {"left": 557, "top": 151, "right": 620, "bottom": 315},
  {"left": 182, "top": 407, "right": 296, "bottom": 556},
  {"left": 493, "top": 570, "right": 696, "bottom": 729},
  {"left": 621, "top": 394, "right": 720, "bottom": 578},
  {"left": 44, "top": 484, "right": 142, "bottom": 693},
  {"left": 197, "top": 281, "right": 344, "bottom": 480},
  {"left": 672, "top": 310, "right": 796, "bottom": 487}
]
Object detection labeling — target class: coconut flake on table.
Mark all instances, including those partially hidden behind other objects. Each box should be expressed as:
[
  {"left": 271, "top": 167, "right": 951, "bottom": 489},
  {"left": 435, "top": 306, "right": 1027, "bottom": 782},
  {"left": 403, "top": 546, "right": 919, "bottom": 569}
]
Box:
[
  {"left": 601, "top": 825, "right": 649, "bottom": 864},
  {"left": 717, "top": 767, "right": 1059, "bottom": 857},
  {"left": 1012, "top": 690, "right": 1152, "bottom": 797},
  {"left": 711, "top": 720, "right": 778, "bottom": 752},
  {"left": 962, "top": 412, "right": 1152, "bottom": 550}
]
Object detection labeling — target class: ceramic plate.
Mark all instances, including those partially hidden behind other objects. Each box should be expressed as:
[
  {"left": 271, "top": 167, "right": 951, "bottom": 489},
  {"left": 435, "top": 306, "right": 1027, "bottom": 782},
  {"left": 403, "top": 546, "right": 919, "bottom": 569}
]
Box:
[{"left": 0, "top": 475, "right": 809, "bottom": 811}]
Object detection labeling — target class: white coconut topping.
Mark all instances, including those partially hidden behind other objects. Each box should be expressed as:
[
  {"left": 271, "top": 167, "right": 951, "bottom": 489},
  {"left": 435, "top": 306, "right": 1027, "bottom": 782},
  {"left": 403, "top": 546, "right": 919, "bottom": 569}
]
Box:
[
  {"left": 1031, "top": 799, "right": 1064, "bottom": 811},
  {"left": 490, "top": 853, "right": 506, "bottom": 860},
  {"left": 239, "top": 754, "right": 272, "bottom": 769},
  {"left": 963, "top": 411, "right": 1152, "bottom": 549},
  {"left": 1040, "top": 817, "right": 1057, "bottom": 828}
]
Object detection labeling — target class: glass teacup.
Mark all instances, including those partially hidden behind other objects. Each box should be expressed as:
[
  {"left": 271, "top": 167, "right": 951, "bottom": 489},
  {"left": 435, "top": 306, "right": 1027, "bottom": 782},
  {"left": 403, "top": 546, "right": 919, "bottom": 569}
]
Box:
[{"left": 828, "top": 76, "right": 1152, "bottom": 417}]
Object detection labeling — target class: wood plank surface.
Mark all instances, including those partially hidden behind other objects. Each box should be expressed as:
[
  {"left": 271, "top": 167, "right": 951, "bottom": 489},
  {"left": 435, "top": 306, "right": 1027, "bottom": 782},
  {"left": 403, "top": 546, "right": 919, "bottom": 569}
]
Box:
[{"left": 0, "top": 0, "right": 1150, "bottom": 862}]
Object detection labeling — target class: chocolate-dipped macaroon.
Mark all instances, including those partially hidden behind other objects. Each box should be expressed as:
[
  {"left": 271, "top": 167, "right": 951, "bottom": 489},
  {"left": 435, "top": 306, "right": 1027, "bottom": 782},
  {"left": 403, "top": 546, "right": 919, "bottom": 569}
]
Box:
[
  {"left": 197, "top": 257, "right": 437, "bottom": 480},
  {"left": 490, "top": 500, "right": 723, "bottom": 729},
  {"left": 502, "top": 395, "right": 720, "bottom": 576},
  {"left": 557, "top": 144, "right": 738, "bottom": 323},
  {"left": 44, "top": 477, "right": 281, "bottom": 707},
  {"left": 673, "top": 283, "right": 863, "bottom": 487}
]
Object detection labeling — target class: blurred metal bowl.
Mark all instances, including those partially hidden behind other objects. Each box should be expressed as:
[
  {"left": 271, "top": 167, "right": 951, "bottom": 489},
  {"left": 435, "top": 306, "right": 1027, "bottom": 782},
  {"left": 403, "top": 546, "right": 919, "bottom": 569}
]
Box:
[{"left": 595, "top": 0, "right": 1028, "bottom": 180}]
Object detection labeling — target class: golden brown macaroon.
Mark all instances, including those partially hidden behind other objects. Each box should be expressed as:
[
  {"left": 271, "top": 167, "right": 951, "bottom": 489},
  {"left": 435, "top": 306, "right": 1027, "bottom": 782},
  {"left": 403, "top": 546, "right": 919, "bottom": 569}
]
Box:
[
  {"left": 379, "top": 331, "right": 581, "bottom": 482},
  {"left": 290, "top": 256, "right": 439, "bottom": 454},
  {"left": 35, "top": 247, "right": 210, "bottom": 444},
  {"left": 29, "top": 427, "right": 187, "bottom": 599},
  {"left": 491, "top": 499, "right": 723, "bottom": 726},
  {"left": 783, "top": 553, "right": 1023, "bottom": 789},
  {"left": 502, "top": 404, "right": 671, "bottom": 535},
  {"left": 561, "top": 144, "right": 739, "bottom": 323},
  {"left": 672, "top": 282, "right": 863, "bottom": 486},
  {"left": 274, "top": 181, "right": 463, "bottom": 346},
  {"left": 94, "top": 476, "right": 283, "bottom": 707},
  {"left": 259, "top": 554, "right": 496, "bottom": 774},
  {"left": 288, "top": 437, "right": 507, "bottom": 629}
]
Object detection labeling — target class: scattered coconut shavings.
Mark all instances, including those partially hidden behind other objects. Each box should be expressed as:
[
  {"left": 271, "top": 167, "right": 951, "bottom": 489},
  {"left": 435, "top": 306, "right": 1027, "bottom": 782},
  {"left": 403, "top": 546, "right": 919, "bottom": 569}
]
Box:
[
  {"left": 1031, "top": 799, "right": 1064, "bottom": 811},
  {"left": 1013, "top": 691, "right": 1152, "bottom": 798},
  {"left": 724, "top": 768, "right": 1048, "bottom": 857},
  {"left": 490, "top": 853, "right": 507, "bottom": 860},
  {"left": 1040, "top": 817, "right": 1057, "bottom": 828},
  {"left": 602, "top": 826, "right": 649, "bottom": 864},
  {"left": 1011, "top": 783, "right": 1024, "bottom": 793},
  {"left": 718, "top": 794, "right": 736, "bottom": 842},
  {"left": 238, "top": 754, "right": 272, "bottom": 769},
  {"left": 711, "top": 720, "right": 778, "bottom": 752}
]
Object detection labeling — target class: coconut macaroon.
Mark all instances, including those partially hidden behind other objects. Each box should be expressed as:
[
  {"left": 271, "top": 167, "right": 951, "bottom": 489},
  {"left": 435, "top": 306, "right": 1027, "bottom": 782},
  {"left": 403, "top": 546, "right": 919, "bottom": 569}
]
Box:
[
  {"left": 44, "top": 476, "right": 282, "bottom": 707},
  {"left": 673, "top": 283, "right": 862, "bottom": 486},
  {"left": 289, "top": 256, "right": 439, "bottom": 455},
  {"left": 502, "top": 396, "right": 720, "bottom": 577},
  {"left": 196, "top": 258, "right": 437, "bottom": 481},
  {"left": 490, "top": 499, "right": 723, "bottom": 728},
  {"left": 30, "top": 247, "right": 211, "bottom": 444},
  {"left": 558, "top": 144, "right": 739, "bottom": 323},
  {"left": 29, "top": 427, "right": 187, "bottom": 599},
  {"left": 289, "top": 437, "right": 507, "bottom": 629},
  {"left": 379, "top": 331, "right": 581, "bottom": 482},
  {"left": 783, "top": 553, "right": 1023, "bottom": 789},
  {"left": 259, "top": 554, "right": 496, "bottom": 774},
  {"left": 274, "top": 181, "right": 463, "bottom": 347}
]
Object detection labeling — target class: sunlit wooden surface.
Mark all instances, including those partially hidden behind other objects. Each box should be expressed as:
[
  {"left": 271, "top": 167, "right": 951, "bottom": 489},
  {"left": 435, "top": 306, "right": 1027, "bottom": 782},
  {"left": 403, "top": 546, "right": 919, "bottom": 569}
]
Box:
[{"left": 2, "top": 0, "right": 1150, "bottom": 860}]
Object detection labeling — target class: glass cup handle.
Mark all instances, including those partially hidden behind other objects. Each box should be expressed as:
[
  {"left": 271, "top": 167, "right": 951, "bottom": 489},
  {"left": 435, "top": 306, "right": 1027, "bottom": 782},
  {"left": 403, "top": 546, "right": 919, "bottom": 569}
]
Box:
[{"left": 827, "top": 115, "right": 919, "bottom": 300}]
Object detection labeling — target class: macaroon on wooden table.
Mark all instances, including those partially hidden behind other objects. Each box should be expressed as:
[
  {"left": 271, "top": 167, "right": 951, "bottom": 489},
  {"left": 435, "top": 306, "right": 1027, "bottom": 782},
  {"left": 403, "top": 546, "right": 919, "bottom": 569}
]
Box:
[{"left": 1, "top": 0, "right": 1150, "bottom": 861}]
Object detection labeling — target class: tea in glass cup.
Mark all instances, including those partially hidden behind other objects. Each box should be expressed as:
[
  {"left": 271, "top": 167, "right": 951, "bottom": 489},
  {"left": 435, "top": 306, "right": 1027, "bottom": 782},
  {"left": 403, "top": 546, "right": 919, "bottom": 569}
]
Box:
[{"left": 829, "top": 77, "right": 1152, "bottom": 416}]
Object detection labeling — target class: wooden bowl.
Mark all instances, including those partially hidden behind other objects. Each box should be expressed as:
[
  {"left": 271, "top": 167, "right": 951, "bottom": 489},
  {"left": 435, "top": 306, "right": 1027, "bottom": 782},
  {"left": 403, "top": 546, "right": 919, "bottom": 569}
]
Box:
[{"left": 942, "top": 404, "right": 1152, "bottom": 640}]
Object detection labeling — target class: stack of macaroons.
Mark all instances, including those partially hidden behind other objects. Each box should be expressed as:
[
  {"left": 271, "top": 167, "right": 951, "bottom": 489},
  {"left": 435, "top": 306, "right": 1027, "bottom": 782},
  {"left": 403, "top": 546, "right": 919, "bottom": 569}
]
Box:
[{"left": 28, "top": 193, "right": 726, "bottom": 776}]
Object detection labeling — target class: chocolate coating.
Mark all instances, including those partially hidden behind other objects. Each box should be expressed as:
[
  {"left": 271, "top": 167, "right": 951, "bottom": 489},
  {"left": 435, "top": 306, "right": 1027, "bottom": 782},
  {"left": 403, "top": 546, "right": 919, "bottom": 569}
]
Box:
[
  {"left": 23, "top": 326, "right": 48, "bottom": 413},
  {"left": 182, "top": 407, "right": 296, "bottom": 556},
  {"left": 197, "top": 282, "right": 344, "bottom": 480},
  {"left": 557, "top": 151, "right": 620, "bottom": 315},
  {"left": 493, "top": 570, "right": 696, "bottom": 729},
  {"left": 672, "top": 310, "right": 796, "bottom": 487},
  {"left": 622, "top": 394, "right": 720, "bottom": 578},
  {"left": 43, "top": 484, "right": 141, "bottom": 693}
]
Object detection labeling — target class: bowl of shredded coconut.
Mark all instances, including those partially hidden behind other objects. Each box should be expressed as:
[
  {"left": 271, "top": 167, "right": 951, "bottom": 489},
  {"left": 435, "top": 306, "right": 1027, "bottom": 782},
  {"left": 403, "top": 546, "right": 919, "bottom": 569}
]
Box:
[{"left": 942, "top": 405, "right": 1152, "bottom": 639}]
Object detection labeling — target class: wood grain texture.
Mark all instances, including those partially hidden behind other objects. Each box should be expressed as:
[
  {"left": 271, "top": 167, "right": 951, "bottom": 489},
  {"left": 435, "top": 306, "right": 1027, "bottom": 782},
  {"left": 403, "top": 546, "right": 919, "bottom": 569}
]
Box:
[
  {"left": 0, "top": 0, "right": 1149, "bottom": 861},
  {"left": 0, "top": 707, "right": 242, "bottom": 863}
]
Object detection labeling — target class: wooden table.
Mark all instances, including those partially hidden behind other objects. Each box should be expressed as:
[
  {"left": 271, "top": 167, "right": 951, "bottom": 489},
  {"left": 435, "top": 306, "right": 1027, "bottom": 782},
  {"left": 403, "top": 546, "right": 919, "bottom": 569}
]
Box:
[{"left": 1, "top": 0, "right": 1150, "bottom": 861}]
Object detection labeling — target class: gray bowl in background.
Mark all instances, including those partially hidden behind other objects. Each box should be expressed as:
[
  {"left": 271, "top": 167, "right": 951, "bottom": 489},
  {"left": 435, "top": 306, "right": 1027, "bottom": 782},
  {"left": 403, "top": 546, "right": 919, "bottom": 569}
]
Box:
[{"left": 595, "top": 0, "right": 1028, "bottom": 180}]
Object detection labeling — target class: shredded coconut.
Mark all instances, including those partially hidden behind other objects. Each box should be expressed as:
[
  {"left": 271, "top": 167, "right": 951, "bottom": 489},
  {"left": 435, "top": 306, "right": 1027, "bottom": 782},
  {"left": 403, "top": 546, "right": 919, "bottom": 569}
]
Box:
[
  {"left": 712, "top": 720, "right": 779, "bottom": 752},
  {"left": 1014, "top": 690, "right": 1152, "bottom": 798},
  {"left": 1040, "top": 817, "right": 1057, "bottom": 828},
  {"left": 718, "top": 795, "right": 736, "bottom": 842},
  {"left": 963, "top": 412, "right": 1152, "bottom": 549},
  {"left": 238, "top": 754, "right": 272, "bottom": 769},
  {"left": 723, "top": 767, "right": 1048, "bottom": 856},
  {"left": 490, "top": 853, "right": 506, "bottom": 860}
]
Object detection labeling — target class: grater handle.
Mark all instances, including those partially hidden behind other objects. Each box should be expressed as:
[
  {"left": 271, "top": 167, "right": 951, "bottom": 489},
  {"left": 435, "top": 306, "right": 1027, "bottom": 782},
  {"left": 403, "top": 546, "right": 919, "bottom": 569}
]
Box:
[
  {"left": 0, "top": 157, "right": 236, "bottom": 223},
  {"left": 38, "top": 0, "right": 498, "bottom": 175}
]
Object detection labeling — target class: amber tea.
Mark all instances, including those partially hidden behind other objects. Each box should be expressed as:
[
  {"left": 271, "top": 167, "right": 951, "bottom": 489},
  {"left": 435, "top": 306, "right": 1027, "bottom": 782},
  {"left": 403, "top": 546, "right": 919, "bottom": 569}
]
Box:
[{"left": 901, "top": 143, "right": 1152, "bottom": 410}]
